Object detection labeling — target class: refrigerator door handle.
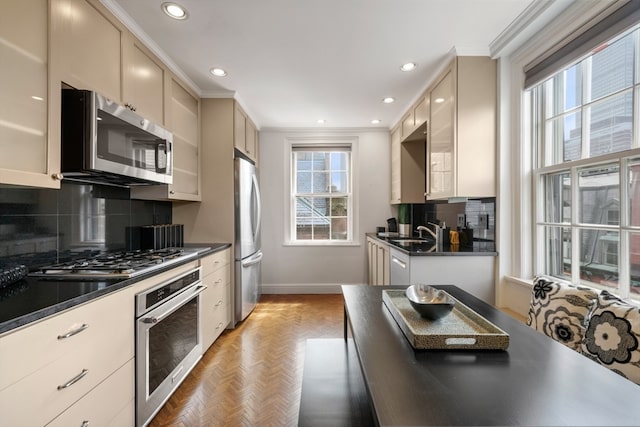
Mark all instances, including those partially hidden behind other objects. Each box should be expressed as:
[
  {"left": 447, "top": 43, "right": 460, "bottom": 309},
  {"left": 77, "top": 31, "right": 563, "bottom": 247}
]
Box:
[
  {"left": 242, "top": 251, "right": 263, "bottom": 268},
  {"left": 252, "top": 173, "right": 262, "bottom": 243}
]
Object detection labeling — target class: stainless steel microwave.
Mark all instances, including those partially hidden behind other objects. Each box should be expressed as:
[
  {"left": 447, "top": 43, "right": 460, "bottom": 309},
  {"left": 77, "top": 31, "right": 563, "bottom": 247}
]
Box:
[{"left": 61, "top": 89, "right": 173, "bottom": 186}]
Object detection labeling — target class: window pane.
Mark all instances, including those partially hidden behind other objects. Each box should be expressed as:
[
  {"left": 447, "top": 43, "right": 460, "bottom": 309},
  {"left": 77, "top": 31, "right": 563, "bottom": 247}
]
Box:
[
  {"left": 312, "top": 171, "right": 329, "bottom": 193},
  {"left": 564, "top": 64, "right": 582, "bottom": 111},
  {"left": 296, "top": 152, "right": 313, "bottom": 171},
  {"left": 330, "top": 152, "right": 348, "bottom": 170},
  {"left": 312, "top": 197, "right": 329, "bottom": 216},
  {"left": 578, "top": 164, "right": 619, "bottom": 225},
  {"left": 331, "top": 218, "right": 347, "bottom": 240},
  {"left": 588, "top": 91, "right": 633, "bottom": 156},
  {"left": 631, "top": 233, "right": 640, "bottom": 296},
  {"left": 313, "top": 223, "right": 330, "bottom": 239},
  {"left": 330, "top": 172, "right": 347, "bottom": 193},
  {"left": 546, "top": 65, "right": 582, "bottom": 118},
  {"left": 296, "top": 171, "right": 311, "bottom": 193},
  {"left": 580, "top": 229, "right": 619, "bottom": 291},
  {"left": 588, "top": 32, "right": 634, "bottom": 102},
  {"left": 546, "top": 112, "right": 581, "bottom": 164},
  {"left": 630, "top": 159, "right": 640, "bottom": 227},
  {"left": 544, "top": 226, "right": 571, "bottom": 279},
  {"left": 312, "top": 152, "right": 327, "bottom": 170},
  {"left": 330, "top": 197, "right": 347, "bottom": 216},
  {"left": 544, "top": 172, "right": 571, "bottom": 223}
]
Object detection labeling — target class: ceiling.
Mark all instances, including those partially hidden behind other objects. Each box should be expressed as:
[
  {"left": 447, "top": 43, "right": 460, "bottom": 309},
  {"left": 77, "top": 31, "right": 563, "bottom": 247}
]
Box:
[{"left": 107, "top": 0, "right": 534, "bottom": 129}]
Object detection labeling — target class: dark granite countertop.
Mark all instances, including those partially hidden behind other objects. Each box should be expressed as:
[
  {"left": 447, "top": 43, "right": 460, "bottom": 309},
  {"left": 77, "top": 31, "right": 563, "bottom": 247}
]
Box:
[
  {"left": 0, "top": 243, "right": 231, "bottom": 335},
  {"left": 367, "top": 233, "right": 497, "bottom": 256}
]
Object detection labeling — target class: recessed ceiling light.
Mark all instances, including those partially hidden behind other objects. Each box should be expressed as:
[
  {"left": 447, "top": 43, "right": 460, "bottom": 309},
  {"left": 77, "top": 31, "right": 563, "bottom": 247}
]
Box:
[
  {"left": 434, "top": 97, "right": 445, "bottom": 103},
  {"left": 371, "top": 119, "right": 381, "bottom": 124},
  {"left": 400, "top": 62, "right": 417, "bottom": 72},
  {"left": 382, "top": 97, "right": 395, "bottom": 104},
  {"left": 210, "top": 67, "right": 228, "bottom": 77},
  {"left": 317, "top": 119, "right": 326, "bottom": 124},
  {"left": 162, "top": 2, "right": 188, "bottom": 20}
]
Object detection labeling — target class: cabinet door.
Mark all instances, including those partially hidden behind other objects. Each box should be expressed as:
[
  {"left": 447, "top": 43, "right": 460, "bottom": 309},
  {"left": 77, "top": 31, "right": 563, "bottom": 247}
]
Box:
[
  {"left": 376, "top": 244, "right": 390, "bottom": 286},
  {"left": 390, "top": 128, "right": 401, "bottom": 204},
  {"left": 245, "top": 117, "right": 258, "bottom": 163},
  {"left": 234, "top": 103, "right": 247, "bottom": 154},
  {"left": 122, "top": 35, "right": 166, "bottom": 125},
  {"left": 413, "top": 96, "right": 429, "bottom": 128},
  {"left": 0, "top": 0, "right": 59, "bottom": 188},
  {"left": 169, "top": 77, "right": 200, "bottom": 199},
  {"left": 53, "top": 0, "right": 124, "bottom": 102},
  {"left": 400, "top": 111, "right": 414, "bottom": 141},
  {"left": 428, "top": 68, "right": 455, "bottom": 199}
]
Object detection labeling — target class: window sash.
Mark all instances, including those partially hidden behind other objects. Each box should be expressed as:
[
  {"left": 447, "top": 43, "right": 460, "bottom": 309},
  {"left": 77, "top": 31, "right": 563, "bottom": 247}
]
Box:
[{"left": 291, "top": 148, "right": 353, "bottom": 243}]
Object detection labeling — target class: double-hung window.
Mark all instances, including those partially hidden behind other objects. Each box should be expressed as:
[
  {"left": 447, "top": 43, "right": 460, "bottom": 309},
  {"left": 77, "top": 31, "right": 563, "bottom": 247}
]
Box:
[
  {"left": 290, "top": 143, "right": 353, "bottom": 243},
  {"left": 528, "top": 18, "right": 640, "bottom": 298}
]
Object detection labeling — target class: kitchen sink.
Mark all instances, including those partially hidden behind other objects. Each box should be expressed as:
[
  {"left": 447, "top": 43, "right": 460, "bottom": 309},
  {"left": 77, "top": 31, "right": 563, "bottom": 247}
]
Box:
[{"left": 391, "top": 238, "right": 435, "bottom": 245}]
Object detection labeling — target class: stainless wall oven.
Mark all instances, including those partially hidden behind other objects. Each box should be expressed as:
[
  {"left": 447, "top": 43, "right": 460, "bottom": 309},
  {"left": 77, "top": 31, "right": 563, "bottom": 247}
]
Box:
[{"left": 135, "top": 267, "right": 205, "bottom": 427}]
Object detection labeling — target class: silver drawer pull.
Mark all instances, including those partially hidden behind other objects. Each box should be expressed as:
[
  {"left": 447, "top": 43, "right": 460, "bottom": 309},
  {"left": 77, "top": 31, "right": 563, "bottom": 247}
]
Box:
[
  {"left": 215, "top": 300, "right": 223, "bottom": 307},
  {"left": 216, "top": 322, "right": 224, "bottom": 330},
  {"left": 214, "top": 279, "right": 222, "bottom": 284},
  {"left": 57, "top": 324, "right": 89, "bottom": 340},
  {"left": 57, "top": 369, "right": 88, "bottom": 390},
  {"left": 81, "top": 421, "right": 90, "bottom": 427}
]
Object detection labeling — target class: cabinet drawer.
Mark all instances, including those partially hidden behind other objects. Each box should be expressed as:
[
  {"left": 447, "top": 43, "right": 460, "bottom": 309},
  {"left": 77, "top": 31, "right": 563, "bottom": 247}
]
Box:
[
  {"left": 0, "top": 286, "right": 135, "bottom": 392},
  {"left": 47, "top": 359, "right": 134, "bottom": 427},
  {"left": 201, "top": 249, "right": 230, "bottom": 277}
]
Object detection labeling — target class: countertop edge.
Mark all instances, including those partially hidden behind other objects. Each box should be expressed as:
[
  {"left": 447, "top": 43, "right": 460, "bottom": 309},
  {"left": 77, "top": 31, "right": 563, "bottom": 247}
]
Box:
[
  {"left": 0, "top": 243, "right": 232, "bottom": 336},
  {"left": 366, "top": 233, "right": 497, "bottom": 256}
]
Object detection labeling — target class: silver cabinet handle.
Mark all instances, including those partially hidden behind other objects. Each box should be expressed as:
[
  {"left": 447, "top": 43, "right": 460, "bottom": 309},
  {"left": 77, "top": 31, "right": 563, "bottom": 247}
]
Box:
[
  {"left": 215, "top": 300, "right": 223, "bottom": 307},
  {"left": 58, "top": 324, "right": 89, "bottom": 340},
  {"left": 81, "top": 421, "right": 90, "bottom": 427},
  {"left": 57, "top": 369, "right": 88, "bottom": 390}
]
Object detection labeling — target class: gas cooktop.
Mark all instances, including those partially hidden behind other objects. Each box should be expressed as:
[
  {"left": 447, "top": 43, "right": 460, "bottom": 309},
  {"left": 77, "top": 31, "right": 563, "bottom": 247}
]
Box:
[{"left": 29, "top": 248, "right": 200, "bottom": 280}]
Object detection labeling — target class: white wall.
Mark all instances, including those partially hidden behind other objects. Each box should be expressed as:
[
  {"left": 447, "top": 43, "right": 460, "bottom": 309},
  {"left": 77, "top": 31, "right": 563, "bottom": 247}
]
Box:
[{"left": 259, "top": 129, "right": 393, "bottom": 293}]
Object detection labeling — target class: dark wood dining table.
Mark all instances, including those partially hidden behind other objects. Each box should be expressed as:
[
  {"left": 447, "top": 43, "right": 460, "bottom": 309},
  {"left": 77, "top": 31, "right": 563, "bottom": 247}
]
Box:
[{"left": 342, "top": 284, "right": 640, "bottom": 426}]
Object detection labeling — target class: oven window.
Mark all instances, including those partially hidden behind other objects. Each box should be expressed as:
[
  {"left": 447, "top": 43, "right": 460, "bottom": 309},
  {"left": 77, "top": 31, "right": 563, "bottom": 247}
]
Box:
[{"left": 148, "top": 296, "right": 199, "bottom": 395}]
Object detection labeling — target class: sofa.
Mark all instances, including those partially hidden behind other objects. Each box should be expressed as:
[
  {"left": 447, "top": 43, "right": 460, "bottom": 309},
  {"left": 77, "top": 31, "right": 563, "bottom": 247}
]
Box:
[{"left": 527, "top": 275, "right": 640, "bottom": 385}]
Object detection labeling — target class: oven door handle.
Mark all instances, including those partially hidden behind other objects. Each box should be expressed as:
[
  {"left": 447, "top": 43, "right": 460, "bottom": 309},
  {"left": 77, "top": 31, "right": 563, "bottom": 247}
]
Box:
[{"left": 140, "top": 282, "right": 206, "bottom": 325}]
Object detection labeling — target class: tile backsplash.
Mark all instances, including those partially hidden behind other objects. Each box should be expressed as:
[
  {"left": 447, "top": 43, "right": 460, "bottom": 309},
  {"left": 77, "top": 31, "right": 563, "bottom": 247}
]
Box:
[
  {"left": 410, "top": 198, "right": 496, "bottom": 241},
  {"left": 0, "top": 182, "right": 171, "bottom": 269}
]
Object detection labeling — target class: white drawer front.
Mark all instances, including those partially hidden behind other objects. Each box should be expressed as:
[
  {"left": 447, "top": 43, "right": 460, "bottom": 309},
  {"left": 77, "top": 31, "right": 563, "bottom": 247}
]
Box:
[
  {"left": 0, "top": 286, "right": 135, "bottom": 392},
  {"left": 46, "top": 359, "right": 134, "bottom": 427},
  {"left": 201, "top": 249, "right": 230, "bottom": 277}
]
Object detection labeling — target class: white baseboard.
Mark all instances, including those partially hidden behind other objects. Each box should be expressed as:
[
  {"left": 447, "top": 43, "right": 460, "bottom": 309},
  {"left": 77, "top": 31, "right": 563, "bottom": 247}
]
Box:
[{"left": 261, "top": 283, "right": 349, "bottom": 294}]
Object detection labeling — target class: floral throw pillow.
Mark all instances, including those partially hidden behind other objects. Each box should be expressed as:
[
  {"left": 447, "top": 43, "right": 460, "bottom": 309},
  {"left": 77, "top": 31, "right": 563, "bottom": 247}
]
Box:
[
  {"left": 581, "top": 291, "right": 640, "bottom": 384},
  {"left": 527, "top": 276, "right": 599, "bottom": 352}
]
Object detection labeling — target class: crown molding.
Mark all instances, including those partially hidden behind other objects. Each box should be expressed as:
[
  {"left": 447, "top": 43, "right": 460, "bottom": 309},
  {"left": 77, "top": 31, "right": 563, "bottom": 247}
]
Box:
[
  {"left": 200, "top": 90, "right": 236, "bottom": 99},
  {"left": 99, "top": 0, "right": 203, "bottom": 96},
  {"left": 260, "top": 127, "right": 390, "bottom": 134}
]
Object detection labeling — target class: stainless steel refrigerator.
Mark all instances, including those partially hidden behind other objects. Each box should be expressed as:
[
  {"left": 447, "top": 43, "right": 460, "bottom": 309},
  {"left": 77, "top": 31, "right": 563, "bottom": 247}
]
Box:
[{"left": 234, "top": 155, "right": 262, "bottom": 323}]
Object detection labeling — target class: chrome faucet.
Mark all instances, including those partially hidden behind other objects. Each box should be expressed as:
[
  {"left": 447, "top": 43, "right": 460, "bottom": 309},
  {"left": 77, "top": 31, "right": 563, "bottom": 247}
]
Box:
[{"left": 416, "top": 223, "right": 443, "bottom": 248}]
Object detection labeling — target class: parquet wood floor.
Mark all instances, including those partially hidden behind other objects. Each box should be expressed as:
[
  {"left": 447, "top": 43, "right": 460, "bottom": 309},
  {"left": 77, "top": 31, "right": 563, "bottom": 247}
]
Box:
[{"left": 148, "top": 293, "right": 345, "bottom": 427}]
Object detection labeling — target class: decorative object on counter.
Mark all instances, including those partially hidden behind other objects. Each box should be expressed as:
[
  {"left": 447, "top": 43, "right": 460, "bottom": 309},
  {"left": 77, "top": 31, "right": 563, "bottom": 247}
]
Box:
[
  {"left": 398, "top": 204, "right": 410, "bottom": 236},
  {"left": 376, "top": 226, "right": 385, "bottom": 235},
  {"left": 383, "top": 289, "right": 509, "bottom": 350},
  {"left": 0, "top": 264, "right": 28, "bottom": 288},
  {"left": 405, "top": 284, "right": 455, "bottom": 320},
  {"left": 386, "top": 217, "right": 398, "bottom": 233},
  {"left": 140, "top": 224, "right": 184, "bottom": 250}
]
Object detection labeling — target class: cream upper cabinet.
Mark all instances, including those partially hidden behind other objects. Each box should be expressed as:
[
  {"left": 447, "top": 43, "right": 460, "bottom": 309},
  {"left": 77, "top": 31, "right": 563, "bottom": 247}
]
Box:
[
  {"left": 132, "top": 75, "right": 201, "bottom": 201},
  {"left": 427, "top": 57, "right": 496, "bottom": 200},
  {"left": 122, "top": 35, "right": 167, "bottom": 125},
  {"left": 234, "top": 103, "right": 259, "bottom": 164},
  {"left": 0, "top": 0, "right": 60, "bottom": 188},
  {"left": 52, "top": 0, "right": 124, "bottom": 102},
  {"left": 390, "top": 125, "right": 427, "bottom": 204}
]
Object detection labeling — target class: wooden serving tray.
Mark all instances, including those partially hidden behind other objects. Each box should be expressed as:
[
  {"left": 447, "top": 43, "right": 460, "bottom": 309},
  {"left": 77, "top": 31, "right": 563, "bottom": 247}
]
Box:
[{"left": 382, "top": 289, "right": 509, "bottom": 350}]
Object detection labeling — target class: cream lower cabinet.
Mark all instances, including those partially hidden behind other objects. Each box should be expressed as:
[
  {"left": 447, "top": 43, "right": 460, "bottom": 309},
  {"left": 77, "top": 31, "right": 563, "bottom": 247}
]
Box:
[
  {"left": 0, "top": 286, "right": 137, "bottom": 427},
  {"left": 0, "top": 0, "right": 60, "bottom": 188},
  {"left": 200, "top": 249, "right": 231, "bottom": 352},
  {"left": 367, "top": 236, "right": 390, "bottom": 286}
]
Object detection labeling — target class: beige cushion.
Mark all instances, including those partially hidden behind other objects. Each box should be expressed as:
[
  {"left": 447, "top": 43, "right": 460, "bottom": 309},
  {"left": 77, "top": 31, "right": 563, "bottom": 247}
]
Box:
[
  {"left": 527, "top": 276, "right": 599, "bottom": 352},
  {"left": 582, "top": 291, "right": 640, "bottom": 384}
]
